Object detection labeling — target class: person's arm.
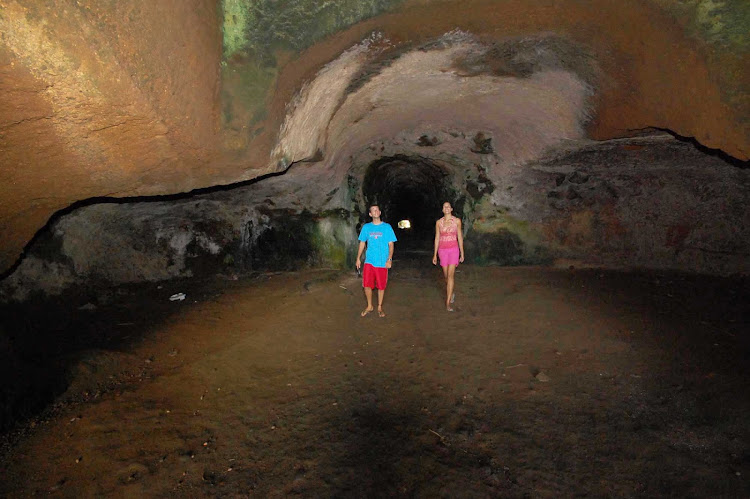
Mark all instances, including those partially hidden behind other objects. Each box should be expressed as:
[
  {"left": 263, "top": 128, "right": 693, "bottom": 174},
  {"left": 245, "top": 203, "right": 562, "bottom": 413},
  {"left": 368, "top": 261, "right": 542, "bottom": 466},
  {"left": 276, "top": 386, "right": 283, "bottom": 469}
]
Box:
[
  {"left": 432, "top": 220, "right": 440, "bottom": 265},
  {"left": 457, "top": 219, "right": 465, "bottom": 263},
  {"left": 356, "top": 240, "right": 366, "bottom": 269},
  {"left": 386, "top": 241, "right": 394, "bottom": 269}
]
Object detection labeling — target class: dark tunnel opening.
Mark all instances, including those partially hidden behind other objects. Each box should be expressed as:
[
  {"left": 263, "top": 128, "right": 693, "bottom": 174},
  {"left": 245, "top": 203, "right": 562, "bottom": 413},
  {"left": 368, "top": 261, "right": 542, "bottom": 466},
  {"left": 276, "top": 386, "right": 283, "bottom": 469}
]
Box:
[{"left": 362, "top": 155, "right": 457, "bottom": 252}]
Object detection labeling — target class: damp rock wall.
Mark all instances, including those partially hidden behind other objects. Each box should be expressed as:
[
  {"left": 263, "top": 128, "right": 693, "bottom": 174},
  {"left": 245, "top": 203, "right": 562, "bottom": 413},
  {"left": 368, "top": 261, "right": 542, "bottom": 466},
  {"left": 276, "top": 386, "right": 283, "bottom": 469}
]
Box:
[
  {"left": 2, "top": 135, "right": 748, "bottom": 302},
  {"left": 466, "top": 137, "right": 750, "bottom": 274},
  {"left": 1, "top": 0, "right": 748, "bottom": 278},
  {"left": 0, "top": 180, "right": 358, "bottom": 302}
]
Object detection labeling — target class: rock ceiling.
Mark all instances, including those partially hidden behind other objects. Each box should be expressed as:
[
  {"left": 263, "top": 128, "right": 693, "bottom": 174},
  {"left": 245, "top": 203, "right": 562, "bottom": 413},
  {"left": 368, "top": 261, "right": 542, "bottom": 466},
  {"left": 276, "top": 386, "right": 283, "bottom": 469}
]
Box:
[{"left": 0, "top": 0, "right": 748, "bottom": 275}]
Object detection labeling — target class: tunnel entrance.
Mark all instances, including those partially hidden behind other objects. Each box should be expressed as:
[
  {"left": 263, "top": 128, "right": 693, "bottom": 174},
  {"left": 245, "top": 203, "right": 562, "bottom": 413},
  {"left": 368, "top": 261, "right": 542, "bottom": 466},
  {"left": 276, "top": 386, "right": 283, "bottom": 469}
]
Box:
[{"left": 362, "top": 156, "right": 457, "bottom": 252}]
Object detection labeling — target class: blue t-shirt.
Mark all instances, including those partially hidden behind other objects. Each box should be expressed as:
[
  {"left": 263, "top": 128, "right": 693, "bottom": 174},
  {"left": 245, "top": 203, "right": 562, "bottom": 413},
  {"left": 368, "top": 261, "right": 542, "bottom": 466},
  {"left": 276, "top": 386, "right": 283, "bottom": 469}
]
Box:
[{"left": 358, "top": 222, "right": 397, "bottom": 268}]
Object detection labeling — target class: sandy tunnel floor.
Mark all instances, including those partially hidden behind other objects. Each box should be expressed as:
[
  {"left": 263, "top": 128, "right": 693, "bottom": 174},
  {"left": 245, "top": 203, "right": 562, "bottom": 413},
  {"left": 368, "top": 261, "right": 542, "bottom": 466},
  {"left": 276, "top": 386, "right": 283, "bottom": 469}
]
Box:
[{"left": 1, "top": 262, "right": 749, "bottom": 497}]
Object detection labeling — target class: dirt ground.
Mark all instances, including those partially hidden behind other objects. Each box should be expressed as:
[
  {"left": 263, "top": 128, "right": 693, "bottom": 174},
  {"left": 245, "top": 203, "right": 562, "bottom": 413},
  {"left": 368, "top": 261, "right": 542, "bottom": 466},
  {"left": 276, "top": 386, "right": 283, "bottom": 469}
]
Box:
[{"left": 1, "top": 257, "right": 749, "bottom": 497}]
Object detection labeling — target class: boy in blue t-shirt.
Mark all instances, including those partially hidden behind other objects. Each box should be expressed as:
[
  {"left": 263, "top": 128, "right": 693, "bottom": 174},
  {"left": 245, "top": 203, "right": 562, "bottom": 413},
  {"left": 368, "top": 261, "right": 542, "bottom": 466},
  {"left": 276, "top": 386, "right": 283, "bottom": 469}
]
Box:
[{"left": 355, "top": 204, "right": 397, "bottom": 317}]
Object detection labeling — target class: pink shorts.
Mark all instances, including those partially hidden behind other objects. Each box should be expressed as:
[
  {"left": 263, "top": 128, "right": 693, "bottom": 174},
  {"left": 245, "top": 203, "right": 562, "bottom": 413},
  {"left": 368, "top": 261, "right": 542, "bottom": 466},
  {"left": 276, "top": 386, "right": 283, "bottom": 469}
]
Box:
[
  {"left": 362, "top": 263, "right": 388, "bottom": 290},
  {"left": 438, "top": 246, "right": 460, "bottom": 267}
]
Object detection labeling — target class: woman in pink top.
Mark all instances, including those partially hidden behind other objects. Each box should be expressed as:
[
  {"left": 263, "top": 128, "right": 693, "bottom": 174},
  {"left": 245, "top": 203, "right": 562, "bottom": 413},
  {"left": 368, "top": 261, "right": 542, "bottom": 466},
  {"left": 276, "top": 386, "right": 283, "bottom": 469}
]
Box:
[{"left": 432, "top": 201, "right": 465, "bottom": 311}]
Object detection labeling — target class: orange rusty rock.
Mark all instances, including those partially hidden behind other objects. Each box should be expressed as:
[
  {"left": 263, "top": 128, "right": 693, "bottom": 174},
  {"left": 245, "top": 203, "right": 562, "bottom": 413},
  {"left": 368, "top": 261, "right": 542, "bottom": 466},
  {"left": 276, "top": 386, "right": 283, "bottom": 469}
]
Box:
[{"left": 0, "top": 0, "right": 747, "bottom": 275}]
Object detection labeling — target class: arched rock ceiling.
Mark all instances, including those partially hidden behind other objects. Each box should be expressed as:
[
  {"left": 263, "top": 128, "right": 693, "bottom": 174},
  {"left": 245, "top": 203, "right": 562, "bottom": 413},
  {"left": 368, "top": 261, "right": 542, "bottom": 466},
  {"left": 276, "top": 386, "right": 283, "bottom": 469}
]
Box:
[
  {"left": 0, "top": 0, "right": 748, "bottom": 275},
  {"left": 273, "top": 33, "right": 593, "bottom": 190}
]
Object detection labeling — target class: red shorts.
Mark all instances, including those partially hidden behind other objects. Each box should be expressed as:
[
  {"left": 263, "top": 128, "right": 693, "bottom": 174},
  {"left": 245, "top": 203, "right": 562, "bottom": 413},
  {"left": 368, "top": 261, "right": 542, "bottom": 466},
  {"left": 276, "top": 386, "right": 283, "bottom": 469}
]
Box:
[{"left": 362, "top": 263, "right": 388, "bottom": 290}]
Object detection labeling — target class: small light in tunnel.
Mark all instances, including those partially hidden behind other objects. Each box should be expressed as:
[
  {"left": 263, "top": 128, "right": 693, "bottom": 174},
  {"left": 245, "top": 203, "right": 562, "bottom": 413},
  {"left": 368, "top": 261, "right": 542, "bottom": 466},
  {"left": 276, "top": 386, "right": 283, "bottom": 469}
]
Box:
[{"left": 397, "top": 220, "right": 411, "bottom": 229}]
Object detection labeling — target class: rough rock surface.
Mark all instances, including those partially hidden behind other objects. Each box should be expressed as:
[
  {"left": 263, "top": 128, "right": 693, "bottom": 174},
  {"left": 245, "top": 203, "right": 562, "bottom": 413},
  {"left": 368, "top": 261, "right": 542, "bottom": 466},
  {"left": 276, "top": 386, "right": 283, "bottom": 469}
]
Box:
[
  {"left": 0, "top": 0, "right": 748, "bottom": 277},
  {"left": 2, "top": 135, "right": 747, "bottom": 301}
]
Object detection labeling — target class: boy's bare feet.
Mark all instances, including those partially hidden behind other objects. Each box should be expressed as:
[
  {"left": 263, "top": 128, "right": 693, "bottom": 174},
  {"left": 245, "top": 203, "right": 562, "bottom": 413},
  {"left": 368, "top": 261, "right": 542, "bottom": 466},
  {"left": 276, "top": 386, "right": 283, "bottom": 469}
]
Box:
[
  {"left": 378, "top": 307, "right": 386, "bottom": 317},
  {"left": 361, "top": 307, "right": 374, "bottom": 317}
]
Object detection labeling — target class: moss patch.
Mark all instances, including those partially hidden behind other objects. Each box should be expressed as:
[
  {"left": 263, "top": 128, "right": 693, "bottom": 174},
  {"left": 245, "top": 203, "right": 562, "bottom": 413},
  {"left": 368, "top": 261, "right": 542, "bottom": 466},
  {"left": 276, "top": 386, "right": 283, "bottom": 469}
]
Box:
[
  {"left": 220, "top": 62, "right": 277, "bottom": 134},
  {"left": 654, "top": 0, "right": 750, "bottom": 50},
  {"left": 311, "top": 212, "right": 358, "bottom": 268},
  {"left": 223, "top": 0, "right": 403, "bottom": 63},
  {"left": 468, "top": 201, "right": 551, "bottom": 266},
  {"left": 247, "top": 210, "right": 356, "bottom": 271},
  {"left": 223, "top": 0, "right": 253, "bottom": 60},
  {"left": 220, "top": 0, "right": 404, "bottom": 148},
  {"left": 465, "top": 229, "right": 552, "bottom": 266}
]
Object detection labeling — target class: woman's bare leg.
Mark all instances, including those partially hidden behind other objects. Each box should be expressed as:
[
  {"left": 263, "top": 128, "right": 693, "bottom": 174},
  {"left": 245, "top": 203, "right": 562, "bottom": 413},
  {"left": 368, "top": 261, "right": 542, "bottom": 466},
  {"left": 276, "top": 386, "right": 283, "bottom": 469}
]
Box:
[
  {"left": 441, "top": 265, "right": 449, "bottom": 306},
  {"left": 446, "top": 264, "right": 456, "bottom": 311}
]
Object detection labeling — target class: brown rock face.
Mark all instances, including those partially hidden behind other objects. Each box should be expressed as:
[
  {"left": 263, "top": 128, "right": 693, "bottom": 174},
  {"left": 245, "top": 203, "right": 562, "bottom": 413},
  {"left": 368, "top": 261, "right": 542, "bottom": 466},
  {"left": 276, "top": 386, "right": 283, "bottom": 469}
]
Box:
[
  {"left": 0, "top": 0, "right": 222, "bottom": 273},
  {"left": 0, "top": 0, "right": 747, "bottom": 276}
]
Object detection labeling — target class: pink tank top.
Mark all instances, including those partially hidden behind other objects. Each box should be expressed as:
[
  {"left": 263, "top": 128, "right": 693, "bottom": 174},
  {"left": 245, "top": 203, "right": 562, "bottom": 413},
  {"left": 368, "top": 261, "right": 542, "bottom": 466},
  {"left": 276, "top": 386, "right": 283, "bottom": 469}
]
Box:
[{"left": 438, "top": 217, "right": 458, "bottom": 249}]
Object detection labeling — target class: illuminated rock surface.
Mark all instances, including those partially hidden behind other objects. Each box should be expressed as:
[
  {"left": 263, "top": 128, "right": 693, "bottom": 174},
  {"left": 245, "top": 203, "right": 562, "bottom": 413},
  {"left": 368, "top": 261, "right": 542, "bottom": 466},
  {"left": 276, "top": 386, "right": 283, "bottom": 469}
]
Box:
[
  {"left": 0, "top": 0, "right": 748, "bottom": 280},
  {"left": 1, "top": 3, "right": 749, "bottom": 495}
]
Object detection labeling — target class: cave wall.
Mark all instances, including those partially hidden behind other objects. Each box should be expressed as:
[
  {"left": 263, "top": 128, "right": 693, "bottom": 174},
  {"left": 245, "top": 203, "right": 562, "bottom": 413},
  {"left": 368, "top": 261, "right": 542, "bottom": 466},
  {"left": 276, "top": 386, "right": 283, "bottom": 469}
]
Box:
[
  {"left": 2, "top": 133, "right": 748, "bottom": 302},
  {"left": 466, "top": 137, "right": 750, "bottom": 273},
  {"left": 0, "top": 0, "right": 222, "bottom": 274},
  {"left": 0, "top": 173, "right": 359, "bottom": 301},
  {"left": 0, "top": 0, "right": 748, "bottom": 279},
  {"left": 261, "top": 0, "right": 749, "bottom": 166}
]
